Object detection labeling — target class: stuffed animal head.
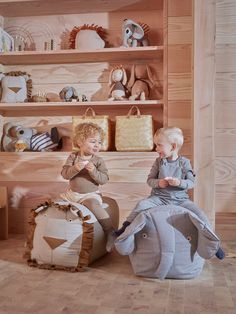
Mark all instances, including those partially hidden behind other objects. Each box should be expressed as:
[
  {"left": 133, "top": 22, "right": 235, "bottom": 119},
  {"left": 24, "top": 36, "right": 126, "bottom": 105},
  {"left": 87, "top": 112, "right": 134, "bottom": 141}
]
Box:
[
  {"left": 127, "top": 64, "right": 155, "bottom": 90},
  {"left": 1, "top": 122, "right": 37, "bottom": 152},
  {"left": 69, "top": 24, "right": 107, "bottom": 50},
  {"left": 109, "top": 65, "right": 127, "bottom": 85},
  {"left": 115, "top": 205, "right": 220, "bottom": 280},
  {"left": 122, "top": 19, "right": 149, "bottom": 47},
  {"left": 0, "top": 71, "right": 32, "bottom": 103}
]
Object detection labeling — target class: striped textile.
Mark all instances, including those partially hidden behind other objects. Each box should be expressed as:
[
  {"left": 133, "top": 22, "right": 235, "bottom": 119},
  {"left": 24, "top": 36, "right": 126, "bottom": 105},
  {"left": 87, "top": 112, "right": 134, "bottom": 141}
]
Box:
[{"left": 30, "top": 132, "right": 57, "bottom": 151}]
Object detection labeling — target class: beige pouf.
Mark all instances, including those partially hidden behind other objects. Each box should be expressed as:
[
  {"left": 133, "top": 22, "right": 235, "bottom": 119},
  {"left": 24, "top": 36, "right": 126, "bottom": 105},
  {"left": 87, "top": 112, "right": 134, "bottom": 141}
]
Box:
[{"left": 24, "top": 196, "right": 119, "bottom": 271}]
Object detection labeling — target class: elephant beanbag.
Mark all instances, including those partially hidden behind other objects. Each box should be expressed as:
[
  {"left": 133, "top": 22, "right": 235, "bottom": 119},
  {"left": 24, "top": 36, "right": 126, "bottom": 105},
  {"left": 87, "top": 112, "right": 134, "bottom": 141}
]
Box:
[
  {"left": 25, "top": 196, "right": 119, "bottom": 271},
  {"left": 115, "top": 205, "right": 220, "bottom": 279}
]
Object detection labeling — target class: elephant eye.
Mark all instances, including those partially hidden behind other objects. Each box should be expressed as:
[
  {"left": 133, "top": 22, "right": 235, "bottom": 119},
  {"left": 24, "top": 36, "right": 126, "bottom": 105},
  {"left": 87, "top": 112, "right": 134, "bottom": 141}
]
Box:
[
  {"left": 187, "top": 236, "right": 192, "bottom": 242},
  {"left": 142, "top": 233, "right": 148, "bottom": 239}
]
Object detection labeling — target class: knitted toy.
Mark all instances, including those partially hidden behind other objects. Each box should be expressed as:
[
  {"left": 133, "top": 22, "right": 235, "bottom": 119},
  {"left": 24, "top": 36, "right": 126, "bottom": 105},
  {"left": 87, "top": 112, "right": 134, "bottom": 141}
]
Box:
[{"left": 108, "top": 65, "right": 128, "bottom": 100}]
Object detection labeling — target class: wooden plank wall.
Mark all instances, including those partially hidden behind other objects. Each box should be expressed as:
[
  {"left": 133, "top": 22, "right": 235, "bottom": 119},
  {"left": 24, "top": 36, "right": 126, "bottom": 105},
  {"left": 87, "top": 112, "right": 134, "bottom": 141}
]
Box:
[
  {"left": 193, "top": 0, "right": 216, "bottom": 224},
  {"left": 215, "top": 0, "right": 236, "bottom": 213},
  {"left": 1, "top": 1, "right": 195, "bottom": 233},
  {"left": 167, "top": 0, "right": 193, "bottom": 159}
]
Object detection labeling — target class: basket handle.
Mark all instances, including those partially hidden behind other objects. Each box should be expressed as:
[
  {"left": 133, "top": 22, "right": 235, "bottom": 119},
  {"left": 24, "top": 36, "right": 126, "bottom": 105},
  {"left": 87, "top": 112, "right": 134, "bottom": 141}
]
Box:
[
  {"left": 83, "top": 107, "right": 96, "bottom": 118},
  {"left": 127, "top": 106, "right": 141, "bottom": 118}
]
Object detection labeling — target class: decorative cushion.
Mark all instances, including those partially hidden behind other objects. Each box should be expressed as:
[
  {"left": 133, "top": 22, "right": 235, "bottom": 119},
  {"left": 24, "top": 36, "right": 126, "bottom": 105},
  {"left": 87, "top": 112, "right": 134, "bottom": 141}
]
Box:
[
  {"left": 25, "top": 197, "right": 119, "bottom": 271},
  {"left": 115, "top": 205, "right": 220, "bottom": 279},
  {"left": 0, "top": 71, "right": 32, "bottom": 103}
]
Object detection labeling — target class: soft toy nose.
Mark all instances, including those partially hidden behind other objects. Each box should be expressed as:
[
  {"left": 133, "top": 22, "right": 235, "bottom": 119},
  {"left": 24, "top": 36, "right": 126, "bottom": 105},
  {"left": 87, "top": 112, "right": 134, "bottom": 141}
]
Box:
[
  {"left": 9, "top": 87, "right": 22, "bottom": 94},
  {"left": 43, "top": 236, "right": 66, "bottom": 249}
]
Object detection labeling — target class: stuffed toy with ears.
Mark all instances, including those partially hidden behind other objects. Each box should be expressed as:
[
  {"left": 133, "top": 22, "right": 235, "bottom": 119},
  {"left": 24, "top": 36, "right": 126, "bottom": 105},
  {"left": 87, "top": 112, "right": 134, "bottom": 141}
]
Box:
[
  {"left": 122, "top": 19, "right": 150, "bottom": 47},
  {"left": 0, "top": 71, "right": 32, "bottom": 103},
  {"left": 108, "top": 65, "right": 128, "bottom": 101},
  {"left": 115, "top": 205, "right": 220, "bottom": 280},
  {"left": 1, "top": 122, "right": 62, "bottom": 152},
  {"left": 127, "top": 64, "right": 156, "bottom": 100}
]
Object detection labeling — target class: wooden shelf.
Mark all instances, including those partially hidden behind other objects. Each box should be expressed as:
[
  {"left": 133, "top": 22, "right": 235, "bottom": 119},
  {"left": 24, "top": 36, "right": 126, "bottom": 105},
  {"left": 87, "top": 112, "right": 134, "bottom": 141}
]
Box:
[
  {"left": 0, "top": 46, "right": 163, "bottom": 66},
  {"left": 0, "top": 100, "right": 164, "bottom": 116},
  {"left": 0, "top": 151, "right": 157, "bottom": 183},
  {"left": 0, "top": 0, "right": 163, "bottom": 17}
]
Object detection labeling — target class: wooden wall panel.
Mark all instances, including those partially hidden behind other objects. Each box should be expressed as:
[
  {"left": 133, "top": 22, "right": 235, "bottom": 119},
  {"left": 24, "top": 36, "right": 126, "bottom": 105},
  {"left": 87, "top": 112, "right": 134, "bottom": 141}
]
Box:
[
  {"left": 216, "top": 0, "right": 236, "bottom": 213},
  {"left": 1, "top": 2, "right": 196, "bottom": 233},
  {"left": 193, "top": 0, "right": 215, "bottom": 223},
  {"left": 168, "top": 0, "right": 192, "bottom": 17},
  {"left": 167, "top": 0, "right": 193, "bottom": 197},
  {"left": 168, "top": 17, "right": 192, "bottom": 44}
]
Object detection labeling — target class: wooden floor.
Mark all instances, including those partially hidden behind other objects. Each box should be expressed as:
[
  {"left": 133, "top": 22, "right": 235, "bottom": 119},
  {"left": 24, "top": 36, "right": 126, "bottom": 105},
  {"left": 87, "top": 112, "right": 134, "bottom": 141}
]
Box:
[{"left": 0, "top": 215, "right": 236, "bottom": 314}]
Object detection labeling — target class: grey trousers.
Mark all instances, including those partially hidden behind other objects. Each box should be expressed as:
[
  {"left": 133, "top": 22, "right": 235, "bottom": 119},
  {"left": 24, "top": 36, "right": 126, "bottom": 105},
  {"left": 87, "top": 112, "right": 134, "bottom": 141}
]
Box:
[{"left": 126, "top": 195, "right": 211, "bottom": 227}]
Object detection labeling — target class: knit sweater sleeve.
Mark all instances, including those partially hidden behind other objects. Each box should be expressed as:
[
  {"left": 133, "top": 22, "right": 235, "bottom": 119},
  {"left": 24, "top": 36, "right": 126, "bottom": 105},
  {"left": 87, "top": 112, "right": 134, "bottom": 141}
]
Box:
[
  {"left": 61, "top": 153, "right": 80, "bottom": 180},
  {"left": 178, "top": 158, "right": 195, "bottom": 190},
  {"left": 147, "top": 159, "right": 160, "bottom": 188},
  {"left": 89, "top": 157, "right": 109, "bottom": 185}
]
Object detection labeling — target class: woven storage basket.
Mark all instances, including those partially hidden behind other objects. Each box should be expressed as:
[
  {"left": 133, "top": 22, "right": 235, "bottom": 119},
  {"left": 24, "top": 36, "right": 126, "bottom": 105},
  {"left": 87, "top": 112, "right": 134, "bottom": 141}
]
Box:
[
  {"left": 115, "top": 106, "right": 154, "bottom": 151},
  {"left": 72, "top": 107, "right": 111, "bottom": 151}
]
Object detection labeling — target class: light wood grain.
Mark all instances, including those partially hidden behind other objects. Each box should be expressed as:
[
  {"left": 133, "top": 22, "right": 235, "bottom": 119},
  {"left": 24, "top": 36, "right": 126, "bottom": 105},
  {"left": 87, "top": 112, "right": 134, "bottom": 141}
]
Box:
[
  {"left": 0, "top": 186, "right": 8, "bottom": 239},
  {"left": 193, "top": 0, "right": 216, "bottom": 222},
  {"left": 0, "top": 0, "right": 164, "bottom": 17},
  {"left": 168, "top": 16, "right": 193, "bottom": 44},
  {"left": 215, "top": 0, "right": 236, "bottom": 213}
]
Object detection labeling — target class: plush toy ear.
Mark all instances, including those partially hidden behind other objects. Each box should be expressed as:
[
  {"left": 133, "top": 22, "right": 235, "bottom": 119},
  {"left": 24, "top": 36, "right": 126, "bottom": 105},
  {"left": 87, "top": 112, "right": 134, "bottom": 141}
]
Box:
[
  {"left": 127, "top": 64, "right": 136, "bottom": 90},
  {"left": 188, "top": 213, "right": 220, "bottom": 259},
  {"left": 114, "top": 213, "right": 146, "bottom": 255},
  {"left": 0, "top": 72, "right": 5, "bottom": 80},
  {"left": 146, "top": 65, "right": 155, "bottom": 88},
  {"left": 1, "top": 122, "right": 17, "bottom": 151},
  {"left": 109, "top": 68, "right": 114, "bottom": 85},
  {"left": 122, "top": 68, "right": 127, "bottom": 85},
  {"left": 132, "top": 22, "right": 144, "bottom": 40}
]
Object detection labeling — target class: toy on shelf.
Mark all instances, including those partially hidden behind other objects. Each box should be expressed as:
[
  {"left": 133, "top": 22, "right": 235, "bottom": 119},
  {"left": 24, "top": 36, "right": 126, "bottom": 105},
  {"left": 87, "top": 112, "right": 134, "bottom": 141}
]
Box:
[
  {"left": 30, "top": 91, "right": 47, "bottom": 102},
  {"left": 0, "top": 71, "right": 32, "bottom": 103},
  {"left": 69, "top": 24, "right": 107, "bottom": 50},
  {"left": 127, "top": 64, "right": 155, "bottom": 100},
  {"left": 122, "top": 19, "right": 150, "bottom": 47},
  {"left": 1, "top": 122, "right": 62, "bottom": 152},
  {"left": 108, "top": 65, "right": 128, "bottom": 101},
  {"left": 59, "top": 86, "right": 87, "bottom": 102},
  {"left": 0, "top": 27, "right": 14, "bottom": 52}
]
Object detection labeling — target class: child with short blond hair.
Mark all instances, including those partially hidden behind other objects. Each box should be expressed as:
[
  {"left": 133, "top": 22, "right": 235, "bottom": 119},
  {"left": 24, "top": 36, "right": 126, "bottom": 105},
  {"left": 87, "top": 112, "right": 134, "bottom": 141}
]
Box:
[
  {"left": 61, "top": 122, "right": 115, "bottom": 251},
  {"left": 115, "top": 126, "right": 225, "bottom": 259}
]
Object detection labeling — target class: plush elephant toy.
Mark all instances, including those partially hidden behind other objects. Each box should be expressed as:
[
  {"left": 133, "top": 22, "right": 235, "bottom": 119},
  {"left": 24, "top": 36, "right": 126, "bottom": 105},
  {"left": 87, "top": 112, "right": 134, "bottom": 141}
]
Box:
[
  {"left": 122, "top": 19, "right": 149, "bottom": 47},
  {"left": 115, "top": 205, "right": 220, "bottom": 280},
  {"left": 1, "top": 122, "right": 61, "bottom": 152}
]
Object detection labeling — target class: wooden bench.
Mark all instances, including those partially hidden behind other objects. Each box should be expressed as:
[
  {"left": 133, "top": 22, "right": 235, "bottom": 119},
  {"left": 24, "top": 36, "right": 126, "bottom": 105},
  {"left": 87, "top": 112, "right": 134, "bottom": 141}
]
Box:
[{"left": 0, "top": 186, "right": 8, "bottom": 239}]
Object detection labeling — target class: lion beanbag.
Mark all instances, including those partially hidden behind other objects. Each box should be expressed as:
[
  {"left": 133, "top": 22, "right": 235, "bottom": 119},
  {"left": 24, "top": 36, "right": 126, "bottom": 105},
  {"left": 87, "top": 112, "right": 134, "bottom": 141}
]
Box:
[{"left": 25, "top": 197, "right": 119, "bottom": 271}]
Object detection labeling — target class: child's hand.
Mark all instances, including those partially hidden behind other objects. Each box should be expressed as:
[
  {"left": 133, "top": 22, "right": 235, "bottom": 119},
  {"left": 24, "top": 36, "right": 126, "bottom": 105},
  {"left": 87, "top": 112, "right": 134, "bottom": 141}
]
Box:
[
  {"left": 75, "top": 161, "right": 88, "bottom": 171},
  {"left": 85, "top": 162, "right": 95, "bottom": 172},
  {"left": 158, "top": 179, "right": 169, "bottom": 188},
  {"left": 165, "top": 177, "right": 180, "bottom": 186}
]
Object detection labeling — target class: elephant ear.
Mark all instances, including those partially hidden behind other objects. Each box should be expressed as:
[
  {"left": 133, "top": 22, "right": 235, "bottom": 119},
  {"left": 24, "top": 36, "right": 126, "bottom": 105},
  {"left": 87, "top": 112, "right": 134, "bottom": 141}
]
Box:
[
  {"left": 114, "top": 213, "right": 146, "bottom": 255},
  {"left": 132, "top": 22, "right": 144, "bottom": 40},
  {"left": 188, "top": 213, "right": 220, "bottom": 259}
]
